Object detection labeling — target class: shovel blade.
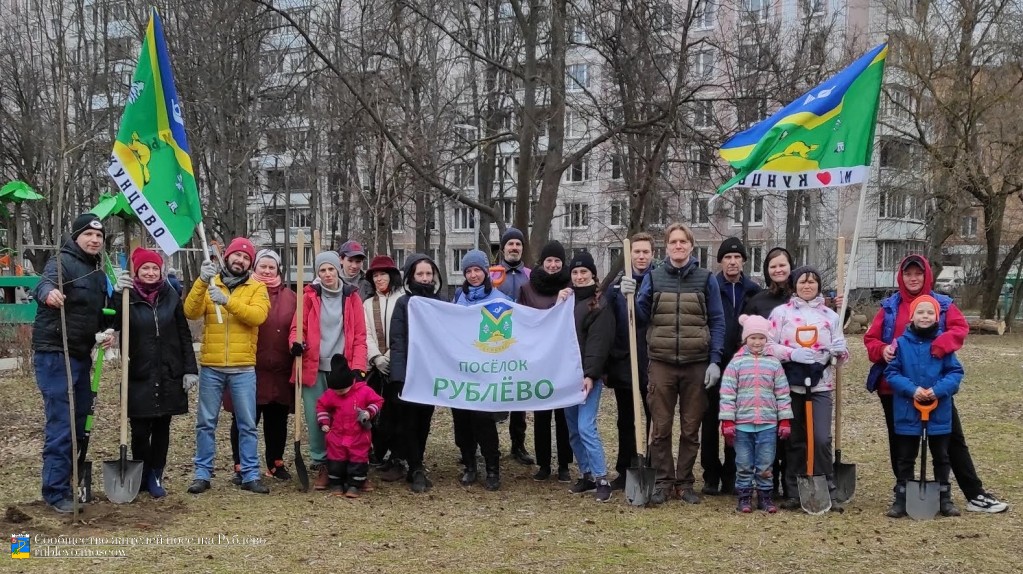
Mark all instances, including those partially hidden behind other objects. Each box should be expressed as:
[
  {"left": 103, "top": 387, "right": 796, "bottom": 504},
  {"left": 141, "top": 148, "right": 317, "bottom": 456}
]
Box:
[
  {"left": 102, "top": 459, "right": 144, "bottom": 504},
  {"left": 77, "top": 462, "right": 93, "bottom": 503},
  {"left": 798, "top": 475, "right": 832, "bottom": 515},
  {"left": 905, "top": 480, "right": 940, "bottom": 520},
  {"left": 294, "top": 441, "right": 309, "bottom": 492},
  {"left": 833, "top": 461, "right": 856, "bottom": 503},
  {"left": 625, "top": 463, "right": 656, "bottom": 507}
]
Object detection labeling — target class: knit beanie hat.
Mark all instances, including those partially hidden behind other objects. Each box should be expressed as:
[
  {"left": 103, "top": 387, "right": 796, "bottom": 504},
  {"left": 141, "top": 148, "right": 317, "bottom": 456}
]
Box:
[
  {"left": 568, "top": 251, "right": 598, "bottom": 277},
  {"left": 539, "top": 240, "right": 567, "bottom": 263},
  {"left": 910, "top": 294, "right": 940, "bottom": 319},
  {"left": 130, "top": 247, "right": 163, "bottom": 275},
  {"left": 71, "top": 213, "right": 104, "bottom": 241},
  {"left": 255, "top": 249, "right": 282, "bottom": 274},
  {"left": 325, "top": 354, "right": 355, "bottom": 390},
  {"left": 739, "top": 314, "right": 771, "bottom": 342},
  {"left": 717, "top": 237, "right": 747, "bottom": 262},
  {"left": 224, "top": 237, "right": 256, "bottom": 262},
  {"left": 500, "top": 227, "right": 525, "bottom": 248},
  {"left": 460, "top": 249, "right": 491, "bottom": 275},
  {"left": 315, "top": 251, "right": 343, "bottom": 274},
  {"left": 790, "top": 265, "right": 822, "bottom": 296}
]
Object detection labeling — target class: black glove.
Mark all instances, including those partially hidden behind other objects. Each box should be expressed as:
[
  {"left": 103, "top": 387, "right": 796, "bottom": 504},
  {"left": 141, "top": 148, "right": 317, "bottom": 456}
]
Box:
[{"left": 290, "top": 342, "right": 306, "bottom": 357}]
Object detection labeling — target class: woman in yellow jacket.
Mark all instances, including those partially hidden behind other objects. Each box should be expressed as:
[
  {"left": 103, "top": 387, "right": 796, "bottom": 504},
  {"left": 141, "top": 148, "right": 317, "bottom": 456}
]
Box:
[{"left": 183, "top": 238, "right": 270, "bottom": 495}]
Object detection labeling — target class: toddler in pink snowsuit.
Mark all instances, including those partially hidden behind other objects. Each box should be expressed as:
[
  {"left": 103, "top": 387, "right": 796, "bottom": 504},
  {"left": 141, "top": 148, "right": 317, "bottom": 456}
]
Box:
[{"left": 316, "top": 354, "right": 383, "bottom": 497}]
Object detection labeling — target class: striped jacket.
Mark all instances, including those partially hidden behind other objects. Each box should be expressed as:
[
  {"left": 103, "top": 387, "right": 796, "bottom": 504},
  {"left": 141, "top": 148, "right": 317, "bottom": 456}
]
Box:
[{"left": 719, "top": 346, "right": 794, "bottom": 425}]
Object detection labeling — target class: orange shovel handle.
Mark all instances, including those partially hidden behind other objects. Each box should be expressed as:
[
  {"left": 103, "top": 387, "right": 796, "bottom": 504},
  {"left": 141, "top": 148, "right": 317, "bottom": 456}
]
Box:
[{"left": 914, "top": 398, "right": 938, "bottom": 422}]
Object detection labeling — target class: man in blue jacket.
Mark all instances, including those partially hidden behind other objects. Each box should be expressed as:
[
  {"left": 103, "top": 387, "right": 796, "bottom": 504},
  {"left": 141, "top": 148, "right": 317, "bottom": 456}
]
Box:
[
  {"left": 701, "top": 237, "right": 761, "bottom": 495},
  {"left": 621, "top": 223, "right": 725, "bottom": 505}
]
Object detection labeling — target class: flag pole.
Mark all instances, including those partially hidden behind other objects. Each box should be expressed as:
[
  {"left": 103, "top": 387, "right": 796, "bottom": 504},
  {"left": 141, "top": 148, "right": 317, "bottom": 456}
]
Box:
[
  {"left": 838, "top": 174, "right": 871, "bottom": 324},
  {"left": 197, "top": 221, "right": 223, "bottom": 323}
]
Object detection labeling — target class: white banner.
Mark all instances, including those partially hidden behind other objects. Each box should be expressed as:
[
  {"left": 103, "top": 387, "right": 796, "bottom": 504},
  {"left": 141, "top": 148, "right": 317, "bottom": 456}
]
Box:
[{"left": 403, "top": 296, "right": 585, "bottom": 412}]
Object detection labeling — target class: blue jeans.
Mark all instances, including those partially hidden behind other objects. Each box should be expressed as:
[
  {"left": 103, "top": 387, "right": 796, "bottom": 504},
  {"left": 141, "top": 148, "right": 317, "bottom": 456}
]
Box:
[
  {"left": 564, "top": 380, "right": 607, "bottom": 479},
  {"left": 195, "top": 367, "right": 258, "bottom": 482},
  {"left": 734, "top": 427, "right": 777, "bottom": 491},
  {"left": 35, "top": 352, "right": 93, "bottom": 505}
]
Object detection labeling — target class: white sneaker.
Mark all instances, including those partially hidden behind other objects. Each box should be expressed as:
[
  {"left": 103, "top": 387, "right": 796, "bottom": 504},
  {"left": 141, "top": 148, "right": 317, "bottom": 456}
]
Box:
[{"left": 966, "top": 493, "right": 1009, "bottom": 513}]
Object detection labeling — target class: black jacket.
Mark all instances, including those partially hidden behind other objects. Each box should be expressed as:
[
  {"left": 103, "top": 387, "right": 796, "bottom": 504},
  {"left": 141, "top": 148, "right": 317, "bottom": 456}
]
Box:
[
  {"left": 116, "top": 282, "right": 197, "bottom": 418},
  {"left": 32, "top": 240, "right": 111, "bottom": 359},
  {"left": 390, "top": 254, "right": 444, "bottom": 384},
  {"left": 603, "top": 268, "right": 651, "bottom": 388},
  {"left": 745, "top": 288, "right": 791, "bottom": 320},
  {"left": 716, "top": 272, "right": 762, "bottom": 366},
  {"left": 573, "top": 288, "right": 616, "bottom": 381}
]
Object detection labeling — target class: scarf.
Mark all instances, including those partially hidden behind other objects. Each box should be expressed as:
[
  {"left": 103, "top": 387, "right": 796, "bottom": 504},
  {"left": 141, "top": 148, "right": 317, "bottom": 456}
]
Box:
[
  {"left": 408, "top": 281, "right": 435, "bottom": 297},
  {"left": 254, "top": 272, "right": 282, "bottom": 289},
  {"left": 909, "top": 322, "right": 939, "bottom": 339},
  {"left": 220, "top": 265, "right": 251, "bottom": 290},
  {"left": 133, "top": 278, "right": 163, "bottom": 305},
  {"left": 529, "top": 266, "right": 570, "bottom": 296},
  {"left": 465, "top": 284, "right": 490, "bottom": 302},
  {"left": 573, "top": 283, "right": 598, "bottom": 302}
]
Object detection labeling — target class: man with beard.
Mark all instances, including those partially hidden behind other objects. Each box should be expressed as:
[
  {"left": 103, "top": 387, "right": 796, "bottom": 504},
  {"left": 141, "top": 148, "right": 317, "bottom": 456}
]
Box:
[
  {"left": 492, "top": 227, "right": 535, "bottom": 465},
  {"left": 519, "top": 240, "right": 574, "bottom": 481},
  {"left": 337, "top": 240, "right": 374, "bottom": 302},
  {"left": 603, "top": 232, "right": 655, "bottom": 490},
  {"left": 184, "top": 238, "right": 271, "bottom": 495}
]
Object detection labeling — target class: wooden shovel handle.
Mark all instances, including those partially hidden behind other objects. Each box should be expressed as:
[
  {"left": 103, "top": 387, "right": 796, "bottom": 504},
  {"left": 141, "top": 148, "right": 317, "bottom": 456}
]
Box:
[
  {"left": 623, "top": 239, "right": 645, "bottom": 457},
  {"left": 294, "top": 230, "right": 305, "bottom": 440}
]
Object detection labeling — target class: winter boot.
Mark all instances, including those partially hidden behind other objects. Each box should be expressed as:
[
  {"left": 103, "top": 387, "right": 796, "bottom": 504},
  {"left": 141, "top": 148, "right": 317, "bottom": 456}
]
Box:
[
  {"left": 148, "top": 467, "right": 167, "bottom": 498},
  {"left": 460, "top": 456, "right": 478, "bottom": 486},
  {"left": 484, "top": 463, "right": 501, "bottom": 491},
  {"left": 940, "top": 484, "right": 961, "bottom": 517},
  {"left": 757, "top": 489, "right": 778, "bottom": 513},
  {"left": 886, "top": 484, "right": 907, "bottom": 518},
  {"left": 266, "top": 460, "right": 292, "bottom": 481},
  {"left": 314, "top": 465, "right": 330, "bottom": 490},
  {"left": 378, "top": 459, "right": 407, "bottom": 482},
  {"left": 231, "top": 463, "right": 242, "bottom": 486},
  {"left": 736, "top": 489, "right": 754, "bottom": 513}
]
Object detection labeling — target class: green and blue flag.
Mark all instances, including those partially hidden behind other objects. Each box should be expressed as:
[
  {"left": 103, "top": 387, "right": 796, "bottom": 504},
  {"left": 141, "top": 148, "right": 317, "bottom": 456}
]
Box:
[
  {"left": 107, "top": 9, "right": 202, "bottom": 255},
  {"left": 718, "top": 43, "right": 888, "bottom": 193}
]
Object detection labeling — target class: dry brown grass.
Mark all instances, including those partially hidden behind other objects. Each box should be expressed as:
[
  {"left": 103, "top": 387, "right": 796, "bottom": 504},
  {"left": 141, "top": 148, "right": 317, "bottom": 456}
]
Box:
[{"left": 2, "top": 335, "right": 1020, "bottom": 573}]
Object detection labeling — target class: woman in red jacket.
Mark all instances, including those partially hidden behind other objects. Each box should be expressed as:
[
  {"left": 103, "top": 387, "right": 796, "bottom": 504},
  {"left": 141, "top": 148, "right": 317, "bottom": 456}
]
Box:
[
  {"left": 290, "top": 251, "right": 368, "bottom": 490},
  {"left": 864, "top": 254, "right": 1007, "bottom": 513},
  {"left": 226, "top": 249, "right": 296, "bottom": 483}
]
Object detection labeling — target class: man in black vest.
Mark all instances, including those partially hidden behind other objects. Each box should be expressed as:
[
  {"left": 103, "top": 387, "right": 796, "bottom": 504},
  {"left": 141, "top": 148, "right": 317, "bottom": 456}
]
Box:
[{"left": 621, "top": 223, "right": 725, "bottom": 505}]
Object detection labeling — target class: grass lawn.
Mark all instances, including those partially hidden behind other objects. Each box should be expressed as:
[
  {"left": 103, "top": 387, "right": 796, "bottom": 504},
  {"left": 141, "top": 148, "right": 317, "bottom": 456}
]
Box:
[{"left": 2, "top": 334, "right": 1020, "bottom": 573}]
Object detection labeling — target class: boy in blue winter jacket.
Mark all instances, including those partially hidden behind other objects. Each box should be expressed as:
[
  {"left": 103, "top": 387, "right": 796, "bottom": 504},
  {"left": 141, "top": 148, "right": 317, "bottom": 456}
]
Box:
[{"left": 884, "top": 295, "right": 964, "bottom": 518}]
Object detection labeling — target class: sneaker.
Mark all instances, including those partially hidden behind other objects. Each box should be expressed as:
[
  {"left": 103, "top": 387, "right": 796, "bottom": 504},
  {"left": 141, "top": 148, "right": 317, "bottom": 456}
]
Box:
[
  {"left": 966, "top": 493, "right": 1009, "bottom": 514},
  {"left": 594, "top": 479, "right": 613, "bottom": 503},
  {"left": 49, "top": 498, "right": 75, "bottom": 514},
  {"left": 344, "top": 486, "right": 360, "bottom": 499},
  {"left": 650, "top": 488, "right": 670, "bottom": 505},
  {"left": 569, "top": 476, "right": 597, "bottom": 495},
  {"left": 187, "top": 479, "right": 211, "bottom": 494},
  {"left": 533, "top": 467, "right": 551, "bottom": 481},
  {"left": 231, "top": 464, "right": 242, "bottom": 486},
  {"left": 266, "top": 461, "right": 292, "bottom": 481},
  {"left": 557, "top": 467, "right": 572, "bottom": 483},
  {"left": 609, "top": 474, "right": 627, "bottom": 491},
  {"left": 677, "top": 487, "right": 700, "bottom": 505},
  {"left": 241, "top": 479, "right": 270, "bottom": 494},
  {"left": 410, "top": 470, "right": 432, "bottom": 493}
]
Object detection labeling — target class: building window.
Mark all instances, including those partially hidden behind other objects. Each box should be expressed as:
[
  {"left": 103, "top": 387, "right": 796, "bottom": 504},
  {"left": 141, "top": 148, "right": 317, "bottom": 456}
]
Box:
[
  {"left": 565, "top": 157, "right": 589, "bottom": 182},
  {"left": 566, "top": 64, "right": 590, "bottom": 92},
  {"left": 611, "top": 154, "right": 624, "bottom": 180},
  {"left": 391, "top": 248, "right": 407, "bottom": 265},
  {"left": 497, "top": 155, "right": 516, "bottom": 182},
  {"left": 733, "top": 196, "right": 764, "bottom": 224},
  {"left": 886, "top": 87, "right": 917, "bottom": 122},
  {"left": 565, "top": 110, "right": 586, "bottom": 139},
  {"left": 649, "top": 199, "right": 671, "bottom": 225},
  {"left": 564, "top": 203, "right": 589, "bottom": 228},
  {"left": 265, "top": 208, "right": 286, "bottom": 229},
  {"left": 608, "top": 246, "right": 623, "bottom": 265},
  {"left": 690, "top": 197, "right": 709, "bottom": 224},
  {"left": 745, "top": 0, "right": 769, "bottom": 20},
  {"left": 879, "top": 137, "right": 916, "bottom": 170},
  {"left": 877, "top": 240, "right": 926, "bottom": 270},
  {"left": 453, "top": 163, "right": 476, "bottom": 189},
  {"left": 610, "top": 200, "right": 628, "bottom": 227},
  {"left": 696, "top": 246, "right": 710, "bottom": 268},
  {"left": 694, "top": 0, "right": 716, "bottom": 28},
  {"left": 694, "top": 50, "right": 715, "bottom": 80},
  {"left": 499, "top": 199, "right": 515, "bottom": 222},
  {"left": 453, "top": 248, "right": 469, "bottom": 272},
  {"left": 736, "top": 98, "right": 767, "bottom": 129},
  {"left": 960, "top": 215, "right": 978, "bottom": 238},
  {"left": 391, "top": 210, "right": 404, "bottom": 231},
  {"left": 651, "top": 1, "right": 673, "bottom": 31},
  {"left": 878, "top": 190, "right": 907, "bottom": 219},
  {"left": 291, "top": 209, "right": 310, "bottom": 228},
  {"left": 453, "top": 207, "right": 476, "bottom": 231},
  {"left": 749, "top": 245, "right": 764, "bottom": 274},
  {"left": 569, "top": 19, "right": 588, "bottom": 43},
  {"left": 693, "top": 100, "right": 713, "bottom": 129}
]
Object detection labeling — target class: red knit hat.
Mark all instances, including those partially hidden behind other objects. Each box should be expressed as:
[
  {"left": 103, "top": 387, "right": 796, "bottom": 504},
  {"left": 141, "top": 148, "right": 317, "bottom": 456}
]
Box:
[
  {"left": 131, "top": 247, "right": 163, "bottom": 275},
  {"left": 224, "top": 237, "right": 255, "bottom": 262},
  {"left": 910, "top": 294, "right": 940, "bottom": 318}
]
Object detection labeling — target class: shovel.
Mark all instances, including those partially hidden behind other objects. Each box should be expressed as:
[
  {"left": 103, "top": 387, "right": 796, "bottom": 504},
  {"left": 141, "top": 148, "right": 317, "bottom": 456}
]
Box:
[
  {"left": 832, "top": 236, "right": 856, "bottom": 502},
  {"left": 622, "top": 239, "right": 655, "bottom": 507},
  {"left": 292, "top": 229, "right": 310, "bottom": 491},
  {"left": 77, "top": 340, "right": 104, "bottom": 503},
  {"left": 906, "top": 399, "right": 940, "bottom": 520},
  {"left": 797, "top": 376, "right": 832, "bottom": 515},
  {"left": 102, "top": 279, "right": 144, "bottom": 503}
]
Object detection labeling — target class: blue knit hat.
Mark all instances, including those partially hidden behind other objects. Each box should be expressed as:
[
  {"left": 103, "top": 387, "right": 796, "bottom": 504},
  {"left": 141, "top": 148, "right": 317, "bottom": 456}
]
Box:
[
  {"left": 500, "top": 227, "right": 525, "bottom": 248},
  {"left": 460, "top": 249, "right": 490, "bottom": 275}
]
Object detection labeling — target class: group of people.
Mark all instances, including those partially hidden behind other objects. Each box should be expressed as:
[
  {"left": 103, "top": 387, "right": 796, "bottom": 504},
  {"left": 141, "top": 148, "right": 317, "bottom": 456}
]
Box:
[{"left": 32, "top": 214, "right": 1009, "bottom": 516}]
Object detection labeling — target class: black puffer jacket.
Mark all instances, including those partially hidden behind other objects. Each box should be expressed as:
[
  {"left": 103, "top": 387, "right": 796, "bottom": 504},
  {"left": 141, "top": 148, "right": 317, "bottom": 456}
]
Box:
[
  {"left": 32, "top": 239, "right": 111, "bottom": 359},
  {"left": 573, "top": 286, "right": 616, "bottom": 381},
  {"left": 116, "top": 281, "right": 198, "bottom": 418},
  {"left": 389, "top": 253, "right": 444, "bottom": 384}
]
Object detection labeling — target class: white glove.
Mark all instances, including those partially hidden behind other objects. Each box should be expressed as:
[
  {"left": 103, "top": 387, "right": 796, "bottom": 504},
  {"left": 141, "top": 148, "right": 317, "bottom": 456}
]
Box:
[
  {"left": 830, "top": 340, "right": 848, "bottom": 356},
  {"left": 182, "top": 374, "right": 199, "bottom": 392},
  {"left": 374, "top": 355, "right": 391, "bottom": 376},
  {"left": 620, "top": 276, "right": 637, "bottom": 295},
  {"left": 95, "top": 328, "right": 115, "bottom": 349},
  {"left": 208, "top": 284, "right": 229, "bottom": 306},
  {"left": 704, "top": 363, "right": 721, "bottom": 389},
  {"left": 789, "top": 348, "right": 816, "bottom": 364},
  {"left": 113, "top": 271, "right": 133, "bottom": 293},
  {"left": 199, "top": 259, "right": 218, "bottom": 283}
]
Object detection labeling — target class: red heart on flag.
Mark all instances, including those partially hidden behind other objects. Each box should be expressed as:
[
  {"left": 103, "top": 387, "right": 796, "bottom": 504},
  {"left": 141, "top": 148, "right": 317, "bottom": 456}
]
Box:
[{"left": 816, "top": 172, "right": 832, "bottom": 185}]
